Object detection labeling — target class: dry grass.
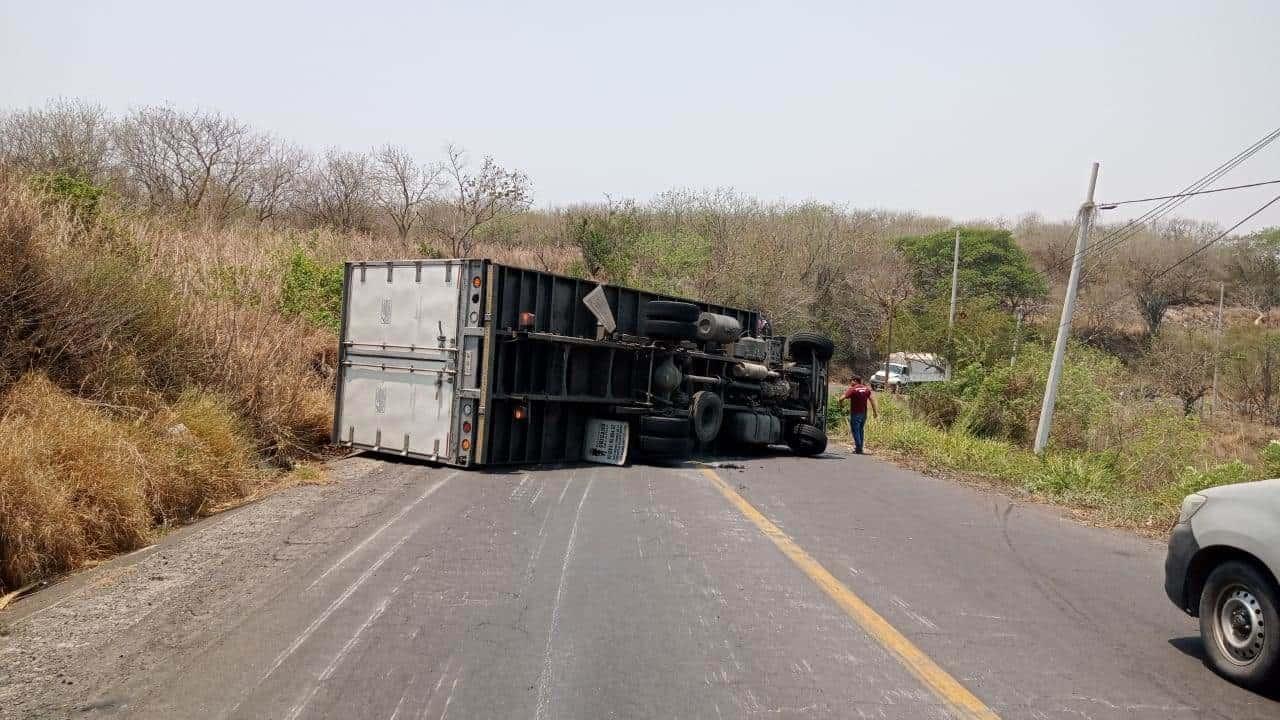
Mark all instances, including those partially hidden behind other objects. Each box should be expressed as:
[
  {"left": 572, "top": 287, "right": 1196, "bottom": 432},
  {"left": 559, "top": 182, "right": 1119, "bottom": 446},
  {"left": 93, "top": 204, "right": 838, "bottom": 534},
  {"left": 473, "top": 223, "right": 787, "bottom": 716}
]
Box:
[
  {"left": 1203, "top": 410, "right": 1278, "bottom": 468},
  {"left": 0, "top": 170, "right": 340, "bottom": 592},
  {"left": 0, "top": 173, "right": 335, "bottom": 456},
  {"left": 0, "top": 374, "right": 261, "bottom": 590}
]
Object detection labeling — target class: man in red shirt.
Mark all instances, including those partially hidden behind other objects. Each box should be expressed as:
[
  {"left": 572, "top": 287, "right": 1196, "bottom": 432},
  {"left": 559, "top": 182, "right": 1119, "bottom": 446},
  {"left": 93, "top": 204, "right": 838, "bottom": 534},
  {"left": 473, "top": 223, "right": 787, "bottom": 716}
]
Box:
[{"left": 838, "top": 376, "right": 878, "bottom": 455}]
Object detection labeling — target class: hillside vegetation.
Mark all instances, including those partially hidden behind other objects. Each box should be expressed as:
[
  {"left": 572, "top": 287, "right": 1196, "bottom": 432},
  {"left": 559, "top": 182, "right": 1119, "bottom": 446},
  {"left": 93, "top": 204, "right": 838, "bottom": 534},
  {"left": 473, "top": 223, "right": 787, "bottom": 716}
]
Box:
[{"left": 1, "top": 99, "right": 1277, "bottom": 590}]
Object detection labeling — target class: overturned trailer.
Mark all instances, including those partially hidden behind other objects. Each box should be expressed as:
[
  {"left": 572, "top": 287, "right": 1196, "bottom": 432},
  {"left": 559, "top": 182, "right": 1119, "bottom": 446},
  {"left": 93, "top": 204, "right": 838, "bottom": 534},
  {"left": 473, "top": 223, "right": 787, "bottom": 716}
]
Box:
[{"left": 332, "top": 259, "right": 833, "bottom": 467}]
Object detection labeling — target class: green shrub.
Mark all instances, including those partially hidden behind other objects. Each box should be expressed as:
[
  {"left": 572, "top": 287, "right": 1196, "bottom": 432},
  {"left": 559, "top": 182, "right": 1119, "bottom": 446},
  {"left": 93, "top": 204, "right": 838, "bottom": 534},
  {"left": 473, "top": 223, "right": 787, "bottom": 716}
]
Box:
[
  {"left": 564, "top": 259, "right": 590, "bottom": 279},
  {"left": 630, "top": 230, "right": 711, "bottom": 296},
  {"left": 1109, "top": 407, "right": 1204, "bottom": 491},
  {"left": 890, "top": 296, "right": 1022, "bottom": 370},
  {"left": 1263, "top": 441, "right": 1280, "bottom": 479},
  {"left": 566, "top": 207, "right": 640, "bottom": 282},
  {"left": 414, "top": 241, "right": 446, "bottom": 259},
  {"left": 825, "top": 391, "right": 849, "bottom": 428},
  {"left": 1025, "top": 453, "right": 1117, "bottom": 505},
  {"left": 908, "top": 381, "right": 963, "bottom": 428},
  {"left": 28, "top": 171, "right": 106, "bottom": 230},
  {"left": 280, "top": 249, "right": 343, "bottom": 331},
  {"left": 1166, "top": 460, "right": 1257, "bottom": 506}
]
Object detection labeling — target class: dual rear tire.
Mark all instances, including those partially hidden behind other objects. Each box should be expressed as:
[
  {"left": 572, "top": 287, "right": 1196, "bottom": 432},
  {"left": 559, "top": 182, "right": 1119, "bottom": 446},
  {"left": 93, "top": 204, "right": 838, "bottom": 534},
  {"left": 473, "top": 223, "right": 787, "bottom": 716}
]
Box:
[
  {"left": 642, "top": 301, "right": 699, "bottom": 341},
  {"left": 637, "top": 391, "right": 724, "bottom": 459},
  {"left": 638, "top": 413, "right": 692, "bottom": 458}
]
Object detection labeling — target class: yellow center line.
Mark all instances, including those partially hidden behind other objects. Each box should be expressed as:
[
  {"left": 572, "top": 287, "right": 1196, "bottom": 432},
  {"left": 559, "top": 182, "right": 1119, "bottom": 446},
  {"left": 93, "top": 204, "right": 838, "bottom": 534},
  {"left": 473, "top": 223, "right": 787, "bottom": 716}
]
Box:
[{"left": 697, "top": 465, "right": 1001, "bottom": 720}]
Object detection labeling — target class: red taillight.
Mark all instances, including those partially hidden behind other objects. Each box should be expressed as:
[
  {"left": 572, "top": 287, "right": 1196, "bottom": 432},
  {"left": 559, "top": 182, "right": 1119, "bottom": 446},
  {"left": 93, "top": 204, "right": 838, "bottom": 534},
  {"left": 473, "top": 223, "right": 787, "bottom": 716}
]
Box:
[{"left": 462, "top": 421, "right": 472, "bottom": 433}]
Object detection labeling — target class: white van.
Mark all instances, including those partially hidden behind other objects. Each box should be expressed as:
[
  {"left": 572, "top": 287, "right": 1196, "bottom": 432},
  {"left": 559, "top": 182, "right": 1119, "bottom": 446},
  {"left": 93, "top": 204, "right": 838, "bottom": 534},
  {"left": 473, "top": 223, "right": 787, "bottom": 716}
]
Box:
[{"left": 869, "top": 352, "right": 949, "bottom": 390}]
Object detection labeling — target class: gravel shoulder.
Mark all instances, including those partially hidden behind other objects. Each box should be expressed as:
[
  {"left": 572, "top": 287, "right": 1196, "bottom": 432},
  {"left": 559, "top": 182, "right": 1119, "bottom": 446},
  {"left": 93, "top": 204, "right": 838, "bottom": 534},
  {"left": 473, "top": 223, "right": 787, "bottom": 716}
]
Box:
[{"left": 0, "top": 457, "right": 415, "bottom": 719}]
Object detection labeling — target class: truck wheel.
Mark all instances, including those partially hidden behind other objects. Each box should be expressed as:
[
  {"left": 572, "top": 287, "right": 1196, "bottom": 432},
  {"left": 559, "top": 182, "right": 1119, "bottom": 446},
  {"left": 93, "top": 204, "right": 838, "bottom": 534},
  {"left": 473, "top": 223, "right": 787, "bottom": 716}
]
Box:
[
  {"left": 640, "top": 415, "right": 690, "bottom": 438},
  {"left": 690, "top": 391, "right": 724, "bottom": 443},
  {"left": 641, "top": 318, "right": 698, "bottom": 341},
  {"left": 1199, "top": 560, "right": 1280, "bottom": 690},
  {"left": 787, "top": 423, "right": 828, "bottom": 456},
  {"left": 642, "top": 300, "right": 700, "bottom": 323},
  {"left": 639, "top": 434, "right": 694, "bottom": 458},
  {"left": 787, "top": 332, "right": 834, "bottom": 362}
]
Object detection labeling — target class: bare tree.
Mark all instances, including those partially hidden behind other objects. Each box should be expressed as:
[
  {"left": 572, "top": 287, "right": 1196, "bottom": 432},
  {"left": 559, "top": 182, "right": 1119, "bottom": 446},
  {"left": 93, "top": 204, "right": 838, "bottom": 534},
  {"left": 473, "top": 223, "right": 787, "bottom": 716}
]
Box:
[
  {"left": 1117, "top": 222, "right": 1215, "bottom": 336},
  {"left": 0, "top": 98, "right": 113, "bottom": 178},
  {"left": 1144, "top": 330, "right": 1218, "bottom": 415},
  {"left": 1226, "top": 228, "right": 1280, "bottom": 323},
  {"left": 374, "top": 144, "right": 438, "bottom": 242},
  {"left": 247, "top": 140, "right": 310, "bottom": 225},
  {"left": 1226, "top": 331, "right": 1280, "bottom": 424},
  {"left": 859, "top": 243, "right": 916, "bottom": 376},
  {"left": 423, "top": 144, "right": 531, "bottom": 256},
  {"left": 113, "top": 105, "right": 261, "bottom": 221},
  {"left": 300, "top": 148, "right": 375, "bottom": 232}
]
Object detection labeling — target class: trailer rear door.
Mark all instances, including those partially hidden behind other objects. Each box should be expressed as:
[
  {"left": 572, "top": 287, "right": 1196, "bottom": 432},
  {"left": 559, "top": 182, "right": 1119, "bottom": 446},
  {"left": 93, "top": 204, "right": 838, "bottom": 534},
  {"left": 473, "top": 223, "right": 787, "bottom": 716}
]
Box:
[{"left": 334, "top": 262, "right": 462, "bottom": 460}]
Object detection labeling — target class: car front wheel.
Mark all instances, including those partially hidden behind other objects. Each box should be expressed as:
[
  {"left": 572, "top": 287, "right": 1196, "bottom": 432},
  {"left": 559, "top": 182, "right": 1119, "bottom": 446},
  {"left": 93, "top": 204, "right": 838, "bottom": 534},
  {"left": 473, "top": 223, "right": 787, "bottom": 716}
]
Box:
[{"left": 1199, "top": 560, "right": 1280, "bottom": 690}]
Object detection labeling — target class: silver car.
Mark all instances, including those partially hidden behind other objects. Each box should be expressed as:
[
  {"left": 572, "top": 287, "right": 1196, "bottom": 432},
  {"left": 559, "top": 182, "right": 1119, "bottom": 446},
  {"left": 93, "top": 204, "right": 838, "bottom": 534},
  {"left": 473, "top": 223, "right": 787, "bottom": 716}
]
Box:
[{"left": 1165, "top": 478, "right": 1280, "bottom": 690}]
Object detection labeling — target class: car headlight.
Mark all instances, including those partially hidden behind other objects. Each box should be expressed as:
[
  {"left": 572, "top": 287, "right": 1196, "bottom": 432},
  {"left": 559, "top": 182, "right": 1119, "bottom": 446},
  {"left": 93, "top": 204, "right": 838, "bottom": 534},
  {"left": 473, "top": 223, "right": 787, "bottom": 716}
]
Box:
[{"left": 1178, "top": 494, "right": 1208, "bottom": 524}]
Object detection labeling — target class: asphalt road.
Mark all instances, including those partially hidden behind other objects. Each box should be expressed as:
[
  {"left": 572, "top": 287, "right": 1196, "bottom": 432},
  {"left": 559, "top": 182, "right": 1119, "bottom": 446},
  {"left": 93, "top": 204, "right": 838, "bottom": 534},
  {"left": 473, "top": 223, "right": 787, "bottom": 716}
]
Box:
[{"left": 3, "top": 451, "right": 1278, "bottom": 719}]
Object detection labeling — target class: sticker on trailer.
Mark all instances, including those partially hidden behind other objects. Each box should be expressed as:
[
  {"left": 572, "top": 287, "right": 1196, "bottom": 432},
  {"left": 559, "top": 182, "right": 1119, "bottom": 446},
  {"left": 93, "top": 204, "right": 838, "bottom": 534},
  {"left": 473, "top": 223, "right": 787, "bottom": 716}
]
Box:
[{"left": 582, "top": 418, "right": 629, "bottom": 466}]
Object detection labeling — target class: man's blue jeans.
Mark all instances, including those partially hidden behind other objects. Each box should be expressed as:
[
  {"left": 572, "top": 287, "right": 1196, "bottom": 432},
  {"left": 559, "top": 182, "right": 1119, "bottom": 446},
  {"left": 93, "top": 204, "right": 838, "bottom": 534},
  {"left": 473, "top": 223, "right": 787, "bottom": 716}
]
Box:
[{"left": 849, "top": 412, "right": 867, "bottom": 453}]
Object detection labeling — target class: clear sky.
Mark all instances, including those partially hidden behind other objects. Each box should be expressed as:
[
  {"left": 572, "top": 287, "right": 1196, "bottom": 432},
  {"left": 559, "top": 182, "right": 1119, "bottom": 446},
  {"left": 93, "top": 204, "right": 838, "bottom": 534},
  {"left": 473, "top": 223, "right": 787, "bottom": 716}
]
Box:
[{"left": 2, "top": 0, "right": 1278, "bottom": 229}]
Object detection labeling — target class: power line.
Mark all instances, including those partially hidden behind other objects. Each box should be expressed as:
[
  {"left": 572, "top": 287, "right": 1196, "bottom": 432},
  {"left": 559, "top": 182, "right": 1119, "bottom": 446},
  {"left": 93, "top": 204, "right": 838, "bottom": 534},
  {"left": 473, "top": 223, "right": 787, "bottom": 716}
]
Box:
[
  {"left": 1080, "top": 126, "right": 1280, "bottom": 270},
  {"left": 1046, "top": 190, "right": 1280, "bottom": 336},
  {"left": 1099, "top": 178, "right": 1280, "bottom": 207},
  {"left": 1041, "top": 125, "right": 1280, "bottom": 278},
  {"left": 1139, "top": 192, "right": 1280, "bottom": 285}
]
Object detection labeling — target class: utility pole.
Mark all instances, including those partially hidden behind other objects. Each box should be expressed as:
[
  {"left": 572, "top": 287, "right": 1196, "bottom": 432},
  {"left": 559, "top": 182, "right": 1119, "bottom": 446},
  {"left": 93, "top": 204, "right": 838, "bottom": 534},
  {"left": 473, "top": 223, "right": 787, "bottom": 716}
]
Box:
[
  {"left": 1211, "top": 281, "right": 1224, "bottom": 417},
  {"left": 1034, "top": 162, "right": 1100, "bottom": 455},
  {"left": 884, "top": 294, "right": 896, "bottom": 394},
  {"left": 946, "top": 228, "right": 961, "bottom": 377},
  {"left": 1010, "top": 307, "right": 1024, "bottom": 367}
]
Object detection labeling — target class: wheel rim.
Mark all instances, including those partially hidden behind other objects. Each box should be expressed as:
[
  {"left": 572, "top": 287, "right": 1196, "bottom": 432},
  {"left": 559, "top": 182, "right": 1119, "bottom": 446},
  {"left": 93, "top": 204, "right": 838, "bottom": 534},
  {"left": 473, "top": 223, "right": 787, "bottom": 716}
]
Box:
[{"left": 1213, "top": 584, "right": 1266, "bottom": 666}]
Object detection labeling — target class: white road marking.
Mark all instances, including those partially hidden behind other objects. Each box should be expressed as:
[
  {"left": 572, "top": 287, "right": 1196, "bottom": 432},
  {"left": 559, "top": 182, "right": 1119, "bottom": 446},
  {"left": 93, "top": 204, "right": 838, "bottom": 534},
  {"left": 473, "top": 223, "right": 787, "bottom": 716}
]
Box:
[
  {"left": 414, "top": 658, "right": 454, "bottom": 720},
  {"left": 522, "top": 504, "right": 556, "bottom": 590},
  {"left": 535, "top": 475, "right": 594, "bottom": 720},
  {"left": 510, "top": 473, "right": 531, "bottom": 500},
  {"left": 231, "top": 513, "right": 430, "bottom": 716},
  {"left": 284, "top": 558, "right": 423, "bottom": 720},
  {"left": 388, "top": 672, "right": 417, "bottom": 720},
  {"left": 259, "top": 534, "right": 410, "bottom": 684},
  {"left": 557, "top": 476, "right": 574, "bottom": 505},
  {"left": 891, "top": 596, "right": 939, "bottom": 631},
  {"left": 439, "top": 676, "right": 459, "bottom": 720},
  {"left": 306, "top": 472, "right": 456, "bottom": 591}
]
